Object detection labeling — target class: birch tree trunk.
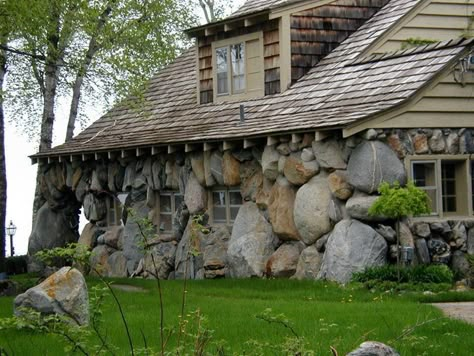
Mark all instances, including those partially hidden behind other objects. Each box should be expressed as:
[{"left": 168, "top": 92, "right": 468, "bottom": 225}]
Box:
[
  {"left": 38, "top": 8, "right": 61, "bottom": 152},
  {"left": 65, "top": 0, "right": 115, "bottom": 142},
  {"left": 0, "top": 36, "right": 7, "bottom": 272},
  {"left": 33, "top": 4, "right": 63, "bottom": 222}
]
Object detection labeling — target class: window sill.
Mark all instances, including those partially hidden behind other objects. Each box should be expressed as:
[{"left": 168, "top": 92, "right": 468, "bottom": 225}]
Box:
[{"left": 410, "top": 215, "right": 474, "bottom": 222}]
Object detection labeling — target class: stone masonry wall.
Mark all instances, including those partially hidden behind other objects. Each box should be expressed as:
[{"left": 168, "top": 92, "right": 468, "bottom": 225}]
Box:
[{"left": 31, "top": 128, "right": 474, "bottom": 283}]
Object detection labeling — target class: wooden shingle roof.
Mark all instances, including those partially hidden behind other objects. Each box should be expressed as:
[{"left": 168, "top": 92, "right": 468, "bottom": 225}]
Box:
[{"left": 33, "top": 0, "right": 474, "bottom": 158}]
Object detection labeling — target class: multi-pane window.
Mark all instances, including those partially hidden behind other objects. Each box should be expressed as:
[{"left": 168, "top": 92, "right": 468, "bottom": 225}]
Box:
[
  {"left": 441, "top": 162, "right": 457, "bottom": 213},
  {"left": 158, "top": 192, "right": 183, "bottom": 233},
  {"left": 215, "top": 42, "right": 245, "bottom": 96},
  {"left": 211, "top": 189, "right": 243, "bottom": 224},
  {"left": 106, "top": 193, "right": 128, "bottom": 227},
  {"left": 410, "top": 157, "right": 471, "bottom": 217},
  {"left": 471, "top": 162, "right": 474, "bottom": 211},
  {"left": 412, "top": 161, "right": 438, "bottom": 214}
]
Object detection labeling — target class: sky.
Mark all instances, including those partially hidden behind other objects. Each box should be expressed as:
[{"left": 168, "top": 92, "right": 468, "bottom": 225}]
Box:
[{"left": 4, "top": 0, "right": 246, "bottom": 257}]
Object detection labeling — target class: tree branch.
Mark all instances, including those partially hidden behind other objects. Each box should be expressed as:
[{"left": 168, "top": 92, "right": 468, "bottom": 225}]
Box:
[{"left": 0, "top": 44, "right": 46, "bottom": 60}]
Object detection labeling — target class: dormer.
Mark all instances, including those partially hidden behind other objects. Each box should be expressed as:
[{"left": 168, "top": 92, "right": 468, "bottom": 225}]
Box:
[{"left": 187, "top": 0, "right": 391, "bottom": 105}]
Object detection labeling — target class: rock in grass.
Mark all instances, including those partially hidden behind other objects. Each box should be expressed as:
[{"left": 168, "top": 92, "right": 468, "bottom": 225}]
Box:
[
  {"left": 227, "top": 202, "right": 278, "bottom": 277},
  {"left": 317, "top": 220, "right": 387, "bottom": 284},
  {"left": 346, "top": 341, "right": 400, "bottom": 355},
  {"left": 14, "top": 267, "right": 89, "bottom": 326}
]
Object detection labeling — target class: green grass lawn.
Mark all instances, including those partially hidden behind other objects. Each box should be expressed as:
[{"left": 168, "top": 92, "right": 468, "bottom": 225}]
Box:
[{"left": 1, "top": 278, "right": 474, "bottom": 355}]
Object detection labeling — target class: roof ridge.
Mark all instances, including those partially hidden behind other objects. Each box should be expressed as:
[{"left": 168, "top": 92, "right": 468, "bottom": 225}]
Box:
[{"left": 349, "top": 38, "right": 474, "bottom": 66}]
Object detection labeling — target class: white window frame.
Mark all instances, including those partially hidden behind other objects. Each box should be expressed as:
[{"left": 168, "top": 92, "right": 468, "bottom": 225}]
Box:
[
  {"left": 105, "top": 193, "right": 128, "bottom": 227},
  {"left": 212, "top": 32, "right": 264, "bottom": 103},
  {"left": 208, "top": 187, "right": 243, "bottom": 225},
  {"left": 407, "top": 155, "right": 474, "bottom": 219}
]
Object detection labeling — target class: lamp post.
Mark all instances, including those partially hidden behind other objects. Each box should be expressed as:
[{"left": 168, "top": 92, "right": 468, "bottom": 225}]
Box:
[{"left": 6, "top": 221, "right": 16, "bottom": 257}]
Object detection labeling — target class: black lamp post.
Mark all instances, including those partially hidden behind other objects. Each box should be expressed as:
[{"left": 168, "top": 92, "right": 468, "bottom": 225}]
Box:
[{"left": 6, "top": 220, "right": 16, "bottom": 257}]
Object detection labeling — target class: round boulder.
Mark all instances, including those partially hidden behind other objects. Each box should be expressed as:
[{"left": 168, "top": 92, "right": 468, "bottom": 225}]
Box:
[
  {"left": 227, "top": 202, "right": 278, "bottom": 277},
  {"left": 266, "top": 242, "right": 304, "bottom": 277},
  {"left": 292, "top": 245, "right": 324, "bottom": 280},
  {"left": 317, "top": 219, "right": 387, "bottom": 283},
  {"left": 294, "top": 175, "right": 332, "bottom": 245},
  {"left": 14, "top": 267, "right": 89, "bottom": 326},
  {"left": 347, "top": 141, "right": 406, "bottom": 194}
]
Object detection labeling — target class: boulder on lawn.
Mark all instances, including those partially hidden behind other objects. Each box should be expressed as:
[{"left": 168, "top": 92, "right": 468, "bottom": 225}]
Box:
[
  {"left": 266, "top": 242, "right": 304, "bottom": 277},
  {"left": 292, "top": 245, "right": 324, "bottom": 280},
  {"left": 318, "top": 219, "right": 387, "bottom": 283},
  {"left": 347, "top": 341, "right": 400, "bottom": 356},
  {"left": 227, "top": 202, "right": 278, "bottom": 277},
  {"left": 14, "top": 267, "right": 89, "bottom": 326}
]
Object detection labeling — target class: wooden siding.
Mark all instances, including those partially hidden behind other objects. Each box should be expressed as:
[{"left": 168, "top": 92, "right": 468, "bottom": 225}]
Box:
[
  {"left": 263, "top": 23, "right": 281, "bottom": 95},
  {"left": 290, "top": 0, "right": 390, "bottom": 83},
  {"left": 197, "top": 19, "right": 280, "bottom": 103},
  {"left": 372, "top": 0, "right": 474, "bottom": 54},
  {"left": 345, "top": 71, "right": 474, "bottom": 135}
]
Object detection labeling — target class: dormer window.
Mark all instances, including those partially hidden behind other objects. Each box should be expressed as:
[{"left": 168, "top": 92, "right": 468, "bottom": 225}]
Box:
[
  {"left": 216, "top": 43, "right": 245, "bottom": 95},
  {"left": 212, "top": 32, "right": 264, "bottom": 103}
]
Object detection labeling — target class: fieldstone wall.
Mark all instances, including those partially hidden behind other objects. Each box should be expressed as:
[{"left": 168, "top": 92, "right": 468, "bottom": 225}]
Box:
[{"left": 31, "top": 127, "right": 474, "bottom": 283}]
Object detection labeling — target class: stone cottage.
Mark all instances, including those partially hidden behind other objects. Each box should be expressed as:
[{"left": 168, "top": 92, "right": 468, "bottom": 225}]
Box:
[{"left": 29, "top": 0, "right": 474, "bottom": 283}]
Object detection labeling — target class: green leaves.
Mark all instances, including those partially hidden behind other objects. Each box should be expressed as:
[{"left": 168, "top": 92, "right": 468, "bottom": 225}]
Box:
[{"left": 368, "top": 181, "right": 431, "bottom": 219}]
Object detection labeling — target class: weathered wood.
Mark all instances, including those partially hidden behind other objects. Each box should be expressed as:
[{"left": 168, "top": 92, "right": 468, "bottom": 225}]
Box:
[
  {"left": 265, "top": 80, "right": 281, "bottom": 95},
  {"left": 263, "top": 29, "right": 279, "bottom": 45},
  {"left": 290, "top": 0, "right": 389, "bottom": 82},
  {"left": 264, "top": 56, "right": 280, "bottom": 70},
  {"left": 264, "top": 43, "right": 280, "bottom": 57}
]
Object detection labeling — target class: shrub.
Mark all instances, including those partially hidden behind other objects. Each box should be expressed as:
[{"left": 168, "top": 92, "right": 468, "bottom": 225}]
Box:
[
  {"left": 352, "top": 264, "right": 454, "bottom": 286},
  {"left": 5, "top": 255, "right": 28, "bottom": 275}
]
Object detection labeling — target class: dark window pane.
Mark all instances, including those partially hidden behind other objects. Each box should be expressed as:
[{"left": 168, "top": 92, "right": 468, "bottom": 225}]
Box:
[
  {"left": 213, "top": 191, "right": 226, "bottom": 206},
  {"left": 413, "top": 162, "right": 436, "bottom": 187},
  {"left": 441, "top": 162, "right": 457, "bottom": 213},
  {"left": 229, "top": 191, "right": 242, "bottom": 205},
  {"left": 213, "top": 207, "right": 227, "bottom": 223},
  {"left": 159, "top": 214, "right": 172, "bottom": 231},
  {"left": 160, "top": 195, "right": 171, "bottom": 213},
  {"left": 230, "top": 207, "right": 240, "bottom": 221}
]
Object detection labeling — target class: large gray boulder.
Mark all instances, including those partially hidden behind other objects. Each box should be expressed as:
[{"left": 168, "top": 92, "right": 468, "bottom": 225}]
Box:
[
  {"left": 184, "top": 172, "right": 207, "bottom": 214},
  {"left": 294, "top": 175, "right": 332, "bottom": 245},
  {"left": 107, "top": 251, "right": 128, "bottom": 278},
  {"left": 347, "top": 341, "right": 400, "bottom": 356},
  {"left": 346, "top": 193, "right": 384, "bottom": 221},
  {"left": 227, "top": 202, "right": 278, "bottom": 277},
  {"left": 143, "top": 242, "right": 177, "bottom": 279},
  {"left": 28, "top": 202, "right": 79, "bottom": 269},
  {"left": 122, "top": 200, "right": 148, "bottom": 274},
  {"left": 293, "top": 244, "right": 324, "bottom": 280},
  {"left": 175, "top": 223, "right": 230, "bottom": 280},
  {"left": 14, "top": 267, "right": 89, "bottom": 326},
  {"left": 347, "top": 141, "right": 406, "bottom": 194},
  {"left": 210, "top": 151, "right": 224, "bottom": 185},
  {"left": 318, "top": 220, "right": 387, "bottom": 283},
  {"left": 203, "top": 225, "right": 231, "bottom": 279},
  {"left": 83, "top": 193, "right": 107, "bottom": 222}
]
